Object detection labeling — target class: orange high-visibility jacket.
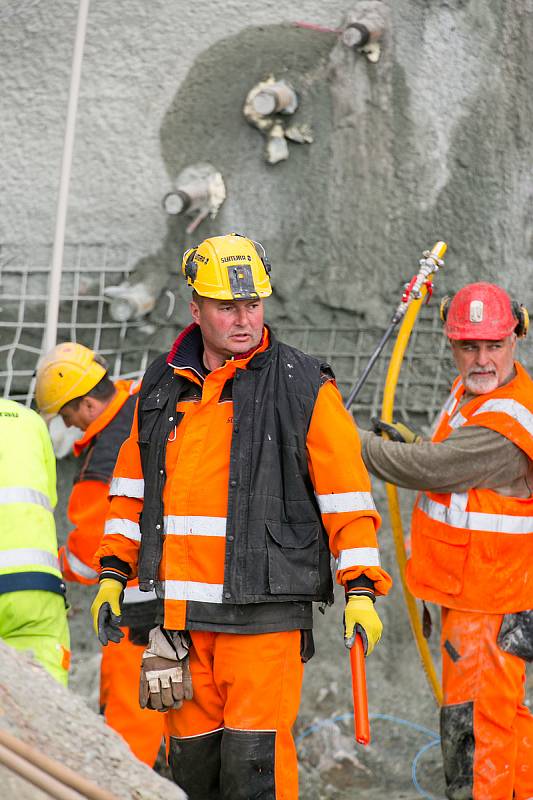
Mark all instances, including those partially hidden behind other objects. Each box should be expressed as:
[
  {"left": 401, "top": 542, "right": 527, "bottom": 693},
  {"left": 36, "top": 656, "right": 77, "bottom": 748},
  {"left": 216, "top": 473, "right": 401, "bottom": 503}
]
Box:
[
  {"left": 407, "top": 361, "right": 533, "bottom": 613},
  {"left": 61, "top": 381, "right": 143, "bottom": 593},
  {"left": 96, "top": 327, "right": 392, "bottom": 631}
]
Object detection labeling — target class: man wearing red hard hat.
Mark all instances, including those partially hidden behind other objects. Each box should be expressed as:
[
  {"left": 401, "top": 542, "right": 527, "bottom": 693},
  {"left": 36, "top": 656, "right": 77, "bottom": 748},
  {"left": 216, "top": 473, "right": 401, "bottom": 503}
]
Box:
[{"left": 360, "top": 283, "right": 533, "bottom": 800}]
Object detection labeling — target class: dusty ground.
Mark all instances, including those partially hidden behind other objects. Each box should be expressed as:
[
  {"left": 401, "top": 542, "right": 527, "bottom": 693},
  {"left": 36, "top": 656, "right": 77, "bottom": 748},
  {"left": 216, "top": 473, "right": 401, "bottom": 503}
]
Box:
[{"left": 0, "top": 639, "right": 185, "bottom": 800}]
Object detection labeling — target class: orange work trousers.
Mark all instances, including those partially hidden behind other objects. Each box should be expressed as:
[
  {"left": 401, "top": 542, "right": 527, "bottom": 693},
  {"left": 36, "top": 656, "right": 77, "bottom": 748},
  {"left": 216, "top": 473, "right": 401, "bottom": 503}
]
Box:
[
  {"left": 441, "top": 608, "right": 533, "bottom": 800},
  {"left": 167, "top": 629, "right": 304, "bottom": 800},
  {"left": 100, "top": 628, "right": 166, "bottom": 766}
]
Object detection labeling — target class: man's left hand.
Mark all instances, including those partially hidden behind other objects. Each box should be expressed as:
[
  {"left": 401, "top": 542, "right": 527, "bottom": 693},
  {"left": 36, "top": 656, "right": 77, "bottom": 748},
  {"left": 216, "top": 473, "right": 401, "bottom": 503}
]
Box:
[
  {"left": 371, "top": 417, "right": 421, "bottom": 444},
  {"left": 344, "top": 595, "right": 383, "bottom": 656},
  {"left": 139, "top": 627, "right": 193, "bottom": 711}
]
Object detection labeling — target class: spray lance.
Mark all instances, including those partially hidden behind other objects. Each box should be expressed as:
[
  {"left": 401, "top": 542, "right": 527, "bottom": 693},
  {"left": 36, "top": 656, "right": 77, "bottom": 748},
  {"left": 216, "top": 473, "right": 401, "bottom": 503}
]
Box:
[
  {"left": 345, "top": 242, "right": 447, "bottom": 410},
  {"left": 344, "top": 241, "right": 447, "bottom": 746}
]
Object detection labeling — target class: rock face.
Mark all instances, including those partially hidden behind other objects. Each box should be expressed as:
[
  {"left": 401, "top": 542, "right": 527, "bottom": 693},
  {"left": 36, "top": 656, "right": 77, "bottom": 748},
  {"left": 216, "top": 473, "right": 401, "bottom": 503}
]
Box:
[
  {"left": 0, "top": 639, "right": 186, "bottom": 800},
  {"left": 1, "top": 0, "right": 532, "bottom": 327}
]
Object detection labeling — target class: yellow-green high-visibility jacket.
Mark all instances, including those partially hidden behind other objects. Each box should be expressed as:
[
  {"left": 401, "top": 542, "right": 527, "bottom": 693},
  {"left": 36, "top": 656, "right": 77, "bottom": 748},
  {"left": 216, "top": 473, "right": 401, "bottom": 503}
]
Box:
[{"left": 0, "top": 398, "right": 65, "bottom": 597}]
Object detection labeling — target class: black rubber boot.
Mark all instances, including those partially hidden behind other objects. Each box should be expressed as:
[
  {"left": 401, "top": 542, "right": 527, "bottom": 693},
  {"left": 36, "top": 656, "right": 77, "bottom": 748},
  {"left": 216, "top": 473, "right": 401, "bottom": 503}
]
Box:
[
  {"left": 169, "top": 728, "right": 223, "bottom": 800},
  {"left": 440, "top": 702, "right": 474, "bottom": 800},
  {"left": 220, "top": 728, "right": 276, "bottom": 800}
]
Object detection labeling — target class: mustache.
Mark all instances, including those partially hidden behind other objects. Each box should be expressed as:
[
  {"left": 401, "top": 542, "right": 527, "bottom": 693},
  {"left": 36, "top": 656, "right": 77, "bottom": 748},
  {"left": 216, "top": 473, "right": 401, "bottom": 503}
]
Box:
[{"left": 467, "top": 368, "right": 496, "bottom": 377}]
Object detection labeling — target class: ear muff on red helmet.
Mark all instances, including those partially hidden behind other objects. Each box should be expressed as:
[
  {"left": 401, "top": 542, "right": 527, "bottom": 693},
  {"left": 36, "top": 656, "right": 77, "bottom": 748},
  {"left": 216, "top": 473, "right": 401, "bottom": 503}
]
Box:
[
  {"left": 512, "top": 301, "right": 529, "bottom": 338},
  {"left": 439, "top": 295, "right": 451, "bottom": 324},
  {"left": 440, "top": 292, "right": 529, "bottom": 338}
]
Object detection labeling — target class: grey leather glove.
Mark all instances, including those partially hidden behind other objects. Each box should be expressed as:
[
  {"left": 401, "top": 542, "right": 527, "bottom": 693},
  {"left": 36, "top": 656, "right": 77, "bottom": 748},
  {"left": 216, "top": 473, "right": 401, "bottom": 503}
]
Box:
[{"left": 139, "top": 626, "right": 193, "bottom": 711}]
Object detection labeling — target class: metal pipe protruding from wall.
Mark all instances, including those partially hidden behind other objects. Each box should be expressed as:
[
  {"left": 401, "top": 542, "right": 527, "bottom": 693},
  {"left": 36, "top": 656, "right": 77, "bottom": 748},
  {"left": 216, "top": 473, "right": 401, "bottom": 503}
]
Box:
[
  {"left": 341, "top": 22, "right": 370, "bottom": 49},
  {"left": 105, "top": 281, "right": 156, "bottom": 322},
  {"left": 244, "top": 77, "right": 312, "bottom": 164},
  {"left": 341, "top": 2, "right": 387, "bottom": 62},
  {"left": 162, "top": 163, "right": 226, "bottom": 221},
  {"left": 251, "top": 81, "right": 298, "bottom": 116},
  {"left": 162, "top": 189, "right": 191, "bottom": 216}
]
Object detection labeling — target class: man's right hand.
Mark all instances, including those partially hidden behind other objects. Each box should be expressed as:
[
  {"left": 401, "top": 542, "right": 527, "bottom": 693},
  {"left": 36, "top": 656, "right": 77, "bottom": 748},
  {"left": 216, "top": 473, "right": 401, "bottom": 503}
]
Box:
[{"left": 90, "top": 578, "right": 124, "bottom": 646}]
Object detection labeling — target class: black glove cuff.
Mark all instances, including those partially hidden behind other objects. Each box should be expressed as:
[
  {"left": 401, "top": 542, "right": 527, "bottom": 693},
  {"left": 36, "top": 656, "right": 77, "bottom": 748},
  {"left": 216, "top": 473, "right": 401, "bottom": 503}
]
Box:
[
  {"left": 345, "top": 588, "right": 376, "bottom": 603},
  {"left": 345, "top": 575, "right": 375, "bottom": 592}
]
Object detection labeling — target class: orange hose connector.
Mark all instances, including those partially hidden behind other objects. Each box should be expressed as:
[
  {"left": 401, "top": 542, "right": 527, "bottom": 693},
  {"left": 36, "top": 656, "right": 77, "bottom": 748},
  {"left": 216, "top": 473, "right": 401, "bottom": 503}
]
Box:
[{"left": 349, "top": 634, "right": 370, "bottom": 745}]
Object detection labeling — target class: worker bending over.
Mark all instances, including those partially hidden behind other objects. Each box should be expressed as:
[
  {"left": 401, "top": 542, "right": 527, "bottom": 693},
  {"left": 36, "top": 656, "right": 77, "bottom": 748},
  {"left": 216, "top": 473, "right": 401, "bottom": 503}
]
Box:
[
  {"left": 91, "top": 232, "right": 392, "bottom": 800},
  {"left": 0, "top": 398, "right": 70, "bottom": 685},
  {"left": 361, "top": 283, "right": 533, "bottom": 800},
  {"left": 35, "top": 344, "right": 165, "bottom": 766}
]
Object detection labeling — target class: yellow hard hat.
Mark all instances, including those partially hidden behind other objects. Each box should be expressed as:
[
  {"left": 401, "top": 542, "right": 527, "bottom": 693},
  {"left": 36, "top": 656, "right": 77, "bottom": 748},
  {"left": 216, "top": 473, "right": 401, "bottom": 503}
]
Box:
[
  {"left": 35, "top": 342, "right": 107, "bottom": 419},
  {"left": 182, "top": 233, "right": 272, "bottom": 300}
]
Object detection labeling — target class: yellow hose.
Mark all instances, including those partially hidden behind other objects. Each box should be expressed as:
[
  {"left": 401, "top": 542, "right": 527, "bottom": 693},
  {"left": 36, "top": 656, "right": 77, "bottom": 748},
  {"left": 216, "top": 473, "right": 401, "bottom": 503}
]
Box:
[{"left": 381, "top": 242, "right": 446, "bottom": 706}]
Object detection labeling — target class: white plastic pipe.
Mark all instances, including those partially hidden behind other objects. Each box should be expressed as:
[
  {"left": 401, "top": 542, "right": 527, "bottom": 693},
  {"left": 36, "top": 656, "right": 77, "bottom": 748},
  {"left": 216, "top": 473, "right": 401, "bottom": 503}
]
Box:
[{"left": 44, "top": 0, "right": 90, "bottom": 353}]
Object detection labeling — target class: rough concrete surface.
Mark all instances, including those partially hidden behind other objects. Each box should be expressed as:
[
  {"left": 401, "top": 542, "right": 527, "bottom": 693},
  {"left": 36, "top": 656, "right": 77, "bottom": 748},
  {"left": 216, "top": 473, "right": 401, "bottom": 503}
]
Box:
[{"left": 1, "top": 0, "right": 531, "bottom": 331}]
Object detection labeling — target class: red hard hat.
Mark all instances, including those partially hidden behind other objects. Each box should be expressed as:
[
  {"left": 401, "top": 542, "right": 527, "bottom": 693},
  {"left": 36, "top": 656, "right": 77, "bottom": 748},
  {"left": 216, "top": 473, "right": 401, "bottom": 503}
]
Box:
[{"left": 444, "top": 282, "right": 517, "bottom": 340}]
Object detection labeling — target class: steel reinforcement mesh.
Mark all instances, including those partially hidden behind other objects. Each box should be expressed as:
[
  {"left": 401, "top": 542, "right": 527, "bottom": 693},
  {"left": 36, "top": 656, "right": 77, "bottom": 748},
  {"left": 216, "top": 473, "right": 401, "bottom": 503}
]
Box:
[{"left": 0, "top": 243, "right": 457, "bottom": 425}]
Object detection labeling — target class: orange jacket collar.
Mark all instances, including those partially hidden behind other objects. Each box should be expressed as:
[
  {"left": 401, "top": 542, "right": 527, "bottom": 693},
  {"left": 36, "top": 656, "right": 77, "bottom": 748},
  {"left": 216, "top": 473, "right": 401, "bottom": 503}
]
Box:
[
  {"left": 73, "top": 380, "right": 137, "bottom": 456},
  {"left": 170, "top": 325, "right": 270, "bottom": 383}
]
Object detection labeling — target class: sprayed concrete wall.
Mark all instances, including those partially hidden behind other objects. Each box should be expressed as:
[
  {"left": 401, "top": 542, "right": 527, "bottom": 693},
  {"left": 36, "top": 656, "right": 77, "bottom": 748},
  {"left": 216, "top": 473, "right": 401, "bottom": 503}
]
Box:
[{"left": 1, "top": 0, "right": 532, "bottom": 330}]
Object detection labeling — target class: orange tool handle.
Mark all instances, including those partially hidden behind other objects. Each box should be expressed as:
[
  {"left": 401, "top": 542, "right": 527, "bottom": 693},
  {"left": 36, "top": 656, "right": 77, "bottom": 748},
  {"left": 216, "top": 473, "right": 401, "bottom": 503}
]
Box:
[{"left": 350, "top": 633, "right": 371, "bottom": 745}]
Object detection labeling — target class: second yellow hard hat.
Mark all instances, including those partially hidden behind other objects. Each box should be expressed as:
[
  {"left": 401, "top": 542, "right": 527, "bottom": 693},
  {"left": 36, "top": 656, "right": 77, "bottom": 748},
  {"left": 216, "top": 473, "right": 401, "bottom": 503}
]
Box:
[{"left": 35, "top": 342, "right": 107, "bottom": 419}]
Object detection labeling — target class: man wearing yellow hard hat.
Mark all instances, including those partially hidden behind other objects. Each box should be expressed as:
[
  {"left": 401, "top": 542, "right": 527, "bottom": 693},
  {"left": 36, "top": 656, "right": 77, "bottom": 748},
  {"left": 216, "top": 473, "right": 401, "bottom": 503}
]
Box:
[
  {"left": 92, "top": 232, "right": 392, "bottom": 799},
  {"left": 35, "top": 343, "right": 165, "bottom": 766}
]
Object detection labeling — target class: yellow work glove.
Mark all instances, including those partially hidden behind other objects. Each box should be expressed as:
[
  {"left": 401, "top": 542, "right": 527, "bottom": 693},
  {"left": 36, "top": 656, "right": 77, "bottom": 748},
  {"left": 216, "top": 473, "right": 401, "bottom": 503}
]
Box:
[
  {"left": 90, "top": 578, "right": 124, "bottom": 646},
  {"left": 344, "top": 595, "right": 383, "bottom": 656},
  {"left": 371, "top": 417, "right": 422, "bottom": 444}
]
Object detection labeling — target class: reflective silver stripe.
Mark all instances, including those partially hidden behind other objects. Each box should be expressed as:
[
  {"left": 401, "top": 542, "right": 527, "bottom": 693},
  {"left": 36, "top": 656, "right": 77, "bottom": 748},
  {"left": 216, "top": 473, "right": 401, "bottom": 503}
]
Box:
[
  {"left": 164, "top": 580, "right": 224, "bottom": 604},
  {"left": 448, "top": 412, "right": 467, "bottom": 430},
  {"left": 64, "top": 546, "right": 98, "bottom": 580},
  {"left": 472, "top": 399, "right": 533, "bottom": 438},
  {"left": 104, "top": 518, "right": 141, "bottom": 541},
  {"left": 0, "top": 487, "right": 52, "bottom": 512},
  {"left": 418, "top": 493, "right": 532, "bottom": 534},
  {"left": 337, "top": 547, "right": 381, "bottom": 570},
  {"left": 123, "top": 585, "right": 157, "bottom": 604},
  {"left": 0, "top": 548, "right": 60, "bottom": 570},
  {"left": 315, "top": 492, "right": 376, "bottom": 514},
  {"left": 109, "top": 477, "right": 144, "bottom": 499},
  {"left": 443, "top": 382, "right": 462, "bottom": 413},
  {"left": 164, "top": 516, "right": 227, "bottom": 537},
  {"left": 431, "top": 383, "right": 464, "bottom": 437}
]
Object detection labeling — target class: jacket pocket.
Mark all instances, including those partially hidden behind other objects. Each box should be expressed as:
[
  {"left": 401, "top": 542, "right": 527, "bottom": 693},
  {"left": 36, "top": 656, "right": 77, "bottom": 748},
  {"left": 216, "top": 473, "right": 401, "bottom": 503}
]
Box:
[
  {"left": 265, "top": 520, "right": 320, "bottom": 595},
  {"left": 138, "top": 386, "right": 171, "bottom": 446},
  {"left": 410, "top": 525, "right": 470, "bottom": 596}
]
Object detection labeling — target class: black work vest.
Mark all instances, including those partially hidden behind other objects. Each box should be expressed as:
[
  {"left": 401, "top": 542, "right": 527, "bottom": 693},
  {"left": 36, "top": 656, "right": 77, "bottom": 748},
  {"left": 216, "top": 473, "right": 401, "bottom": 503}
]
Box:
[
  {"left": 74, "top": 393, "right": 137, "bottom": 484},
  {"left": 136, "top": 332, "right": 334, "bottom": 606}
]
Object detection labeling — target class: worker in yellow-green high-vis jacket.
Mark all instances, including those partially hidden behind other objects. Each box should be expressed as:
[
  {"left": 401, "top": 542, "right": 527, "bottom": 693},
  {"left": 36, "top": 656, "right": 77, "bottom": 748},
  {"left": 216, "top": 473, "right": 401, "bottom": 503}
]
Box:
[{"left": 0, "top": 398, "right": 70, "bottom": 685}]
